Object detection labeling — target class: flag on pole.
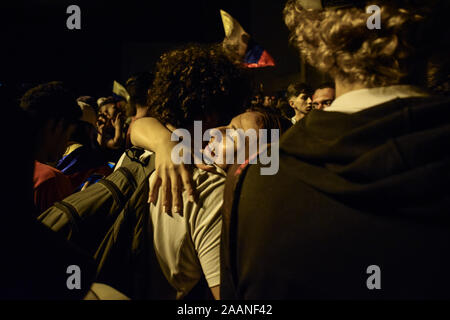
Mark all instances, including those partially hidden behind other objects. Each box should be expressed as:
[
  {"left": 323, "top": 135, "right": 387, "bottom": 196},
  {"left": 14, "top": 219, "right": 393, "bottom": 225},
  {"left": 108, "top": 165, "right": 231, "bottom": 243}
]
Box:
[
  {"left": 243, "top": 41, "right": 276, "bottom": 68},
  {"left": 220, "top": 9, "right": 275, "bottom": 68}
]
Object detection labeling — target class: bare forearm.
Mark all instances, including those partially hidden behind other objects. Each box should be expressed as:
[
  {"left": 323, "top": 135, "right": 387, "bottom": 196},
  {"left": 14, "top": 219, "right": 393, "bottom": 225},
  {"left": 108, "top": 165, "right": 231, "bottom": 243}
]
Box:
[
  {"left": 108, "top": 126, "right": 124, "bottom": 149},
  {"left": 106, "top": 138, "right": 123, "bottom": 150},
  {"left": 98, "top": 129, "right": 123, "bottom": 150},
  {"left": 97, "top": 133, "right": 104, "bottom": 147},
  {"left": 130, "top": 117, "right": 173, "bottom": 152}
]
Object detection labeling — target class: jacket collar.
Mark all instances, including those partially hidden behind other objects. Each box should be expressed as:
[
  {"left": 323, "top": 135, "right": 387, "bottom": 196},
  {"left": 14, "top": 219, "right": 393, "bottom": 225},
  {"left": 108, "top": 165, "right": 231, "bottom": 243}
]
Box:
[{"left": 326, "top": 85, "right": 429, "bottom": 114}]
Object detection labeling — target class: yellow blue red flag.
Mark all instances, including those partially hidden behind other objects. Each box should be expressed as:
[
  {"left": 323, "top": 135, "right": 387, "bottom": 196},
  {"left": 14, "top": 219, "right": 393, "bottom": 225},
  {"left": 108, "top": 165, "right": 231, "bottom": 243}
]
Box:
[{"left": 220, "top": 9, "right": 275, "bottom": 68}]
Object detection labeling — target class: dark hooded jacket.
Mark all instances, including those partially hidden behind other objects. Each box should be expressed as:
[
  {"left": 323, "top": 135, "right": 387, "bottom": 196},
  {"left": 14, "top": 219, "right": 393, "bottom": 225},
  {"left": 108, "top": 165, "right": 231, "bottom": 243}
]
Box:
[{"left": 221, "top": 96, "right": 450, "bottom": 299}]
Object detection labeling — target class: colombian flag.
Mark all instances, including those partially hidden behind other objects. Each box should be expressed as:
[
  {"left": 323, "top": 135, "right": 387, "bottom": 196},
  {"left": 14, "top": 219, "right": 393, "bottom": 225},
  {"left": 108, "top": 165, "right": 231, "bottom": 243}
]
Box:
[{"left": 220, "top": 9, "right": 275, "bottom": 68}]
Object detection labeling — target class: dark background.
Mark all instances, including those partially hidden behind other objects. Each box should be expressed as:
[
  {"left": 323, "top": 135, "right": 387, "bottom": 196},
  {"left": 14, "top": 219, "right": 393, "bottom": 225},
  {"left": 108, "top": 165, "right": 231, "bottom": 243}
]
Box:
[{"left": 0, "top": 0, "right": 325, "bottom": 100}]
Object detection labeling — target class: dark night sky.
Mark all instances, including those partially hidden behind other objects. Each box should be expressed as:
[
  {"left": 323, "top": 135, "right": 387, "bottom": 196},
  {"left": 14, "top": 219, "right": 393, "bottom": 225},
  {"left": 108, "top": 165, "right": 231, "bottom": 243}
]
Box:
[{"left": 0, "top": 0, "right": 313, "bottom": 99}]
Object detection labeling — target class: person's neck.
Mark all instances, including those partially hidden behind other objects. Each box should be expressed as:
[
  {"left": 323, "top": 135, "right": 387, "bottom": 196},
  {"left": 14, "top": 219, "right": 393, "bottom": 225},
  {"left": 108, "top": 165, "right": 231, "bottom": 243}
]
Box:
[
  {"left": 34, "top": 137, "right": 48, "bottom": 163},
  {"left": 335, "top": 78, "right": 367, "bottom": 98},
  {"left": 295, "top": 110, "right": 305, "bottom": 121},
  {"left": 135, "top": 105, "right": 149, "bottom": 119}
]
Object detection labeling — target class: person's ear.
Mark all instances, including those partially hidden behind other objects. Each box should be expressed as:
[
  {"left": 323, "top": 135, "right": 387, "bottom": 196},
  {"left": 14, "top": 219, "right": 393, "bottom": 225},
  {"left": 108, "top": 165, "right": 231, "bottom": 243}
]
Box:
[{"left": 288, "top": 99, "right": 294, "bottom": 107}]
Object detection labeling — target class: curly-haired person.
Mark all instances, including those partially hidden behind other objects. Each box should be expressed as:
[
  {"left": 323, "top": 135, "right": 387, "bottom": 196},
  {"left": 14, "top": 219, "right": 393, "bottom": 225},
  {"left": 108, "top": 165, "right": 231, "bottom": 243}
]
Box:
[
  {"left": 220, "top": 0, "right": 450, "bottom": 299},
  {"left": 146, "top": 44, "right": 249, "bottom": 129},
  {"left": 113, "top": 44, "right": 251, "bottom": 299}
]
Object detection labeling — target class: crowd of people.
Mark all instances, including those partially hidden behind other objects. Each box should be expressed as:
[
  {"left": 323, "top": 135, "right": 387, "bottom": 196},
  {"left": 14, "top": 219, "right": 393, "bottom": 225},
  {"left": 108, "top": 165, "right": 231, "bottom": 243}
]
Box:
[
  {"left": 249, "top": 81, "right": 336, "bottom": 125},
  {"left": 2, "top": 0, "right": 450, "bottom": 300}
]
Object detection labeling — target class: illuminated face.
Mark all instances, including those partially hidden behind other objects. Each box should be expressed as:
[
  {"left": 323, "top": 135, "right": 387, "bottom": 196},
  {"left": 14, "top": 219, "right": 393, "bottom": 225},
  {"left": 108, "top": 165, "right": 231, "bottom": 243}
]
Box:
[
  {"left": 205, "top": 111, "right": 264, "bottom": 170},
  {"left": 99, "top": 103, "right": 118, "bottom": 120},
  {"left": 263, "top": 96, "right": 273, "bottom": 107},
  {"left": 289, "top": 92, "right": 312, "bottom": 114},
  {"left": 312, "top": 88, "right": 335, "bottom": 110}
]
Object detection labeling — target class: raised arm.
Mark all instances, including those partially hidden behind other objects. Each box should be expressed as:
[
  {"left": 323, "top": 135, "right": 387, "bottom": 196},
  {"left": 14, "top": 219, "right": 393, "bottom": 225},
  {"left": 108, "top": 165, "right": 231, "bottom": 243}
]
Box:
[
  {"left": 97, "top": 113, "right": 124, "bottom": 150},
  {"left": 106, "top": 112, "right": 125, "bottom": 150},
  {"left": 130, "top": 117, "right": 196, "bottom": 216},
  {"left": 130, "top": 117, "right": 173, "bottom": 153}
]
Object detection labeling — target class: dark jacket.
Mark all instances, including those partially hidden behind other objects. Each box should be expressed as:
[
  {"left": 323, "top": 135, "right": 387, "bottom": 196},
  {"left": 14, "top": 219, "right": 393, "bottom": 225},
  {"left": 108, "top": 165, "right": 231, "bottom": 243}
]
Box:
[
  {"left": 1, "top": 213, "right": 96, "bottom": 299},
  {"left": 221, "top": 96, "right": 450, "bottom": 299}
]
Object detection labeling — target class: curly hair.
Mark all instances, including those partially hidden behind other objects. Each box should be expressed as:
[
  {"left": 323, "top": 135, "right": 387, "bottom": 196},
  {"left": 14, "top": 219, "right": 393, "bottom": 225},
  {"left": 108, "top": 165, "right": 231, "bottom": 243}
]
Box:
[
  {"left": 148, "top": 44, "right": 251, "bottom": 128},
  {"left": 284, "top": 0, "right": 445, "bottom": 87}
]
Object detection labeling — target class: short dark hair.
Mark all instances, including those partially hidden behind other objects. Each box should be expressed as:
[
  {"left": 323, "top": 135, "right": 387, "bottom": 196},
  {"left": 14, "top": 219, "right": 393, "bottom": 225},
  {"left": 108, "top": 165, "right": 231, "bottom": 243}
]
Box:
[
  {"left": 276, "top": 101, "right": 295, "bottom": 120},
  {"left": 20, "top": 81, "right": 81, "bottom": 130},
  {"left": 286, "top": 82, "right": 312, "bottom": 100},
  {"left": 149, "top": 44, "right": 251, "bottom": 128},
  {"left": 126, "top": 72, "right": 154, "bottom": 107},
  {"left": 315, "top": 82, "right": 335, "bottom": 91},
  {"left": 98, "top": 96, "right": 116, "bottom": 108},
  {"left": 77, "top": 96, "right": 97, "bottom": 106}
]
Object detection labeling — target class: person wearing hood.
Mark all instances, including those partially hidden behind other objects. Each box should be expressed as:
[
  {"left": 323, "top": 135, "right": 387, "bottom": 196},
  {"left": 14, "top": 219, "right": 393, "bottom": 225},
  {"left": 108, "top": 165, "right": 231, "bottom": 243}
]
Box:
[{"left": 220, "top": 0, "right": 450, "bottom": 299}]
